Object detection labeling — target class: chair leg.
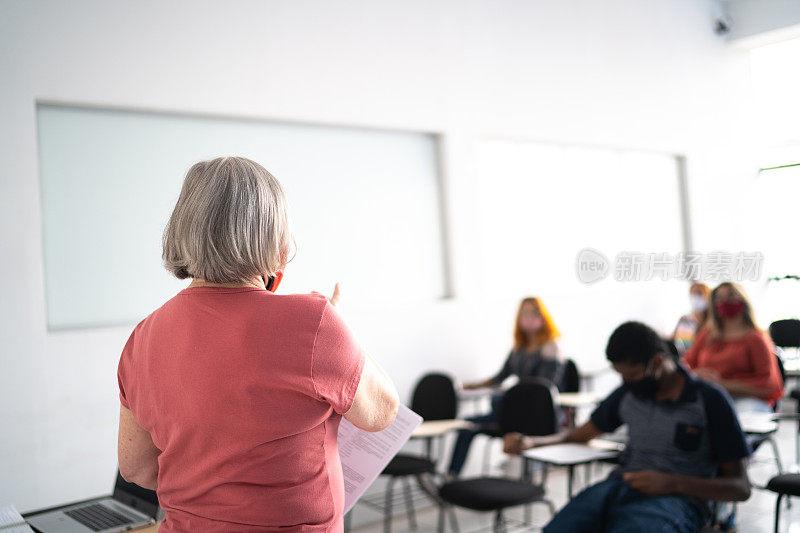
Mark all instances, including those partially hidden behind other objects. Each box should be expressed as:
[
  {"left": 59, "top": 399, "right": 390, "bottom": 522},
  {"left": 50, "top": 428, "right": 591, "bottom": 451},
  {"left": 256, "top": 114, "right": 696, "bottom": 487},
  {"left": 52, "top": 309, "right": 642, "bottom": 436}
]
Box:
[
  {"left": 544, "top": 499, "right": 557, "bottom": 517},
  {"left": 774, "top": 493, "right": 784, "bottom": 533},
  {"left": 384, "top": 477, "right": 395, "bottom": 533},
  {"left": 795, "top": 403, "right": 800, "bottom": 468},
  {"left": 769, "top": 436, "right": 784, "bottom": 474},
  {"left": 493, "top": 510, "right": 505, "bottom": 533},
  {"left": 482, "top": 437, "right": 492, "bottom": 475},
  {"left": 437, "top": 504, "right": 446, "bottom": 533},
  {"left": 402, "top": 476, "right": 417, "bottom": 529},
  {"left": 768, "top": 437, "right": 791, "bottom": 509},
  {"left": 448, "top": 506, "right": 460, "bottom": 533}
]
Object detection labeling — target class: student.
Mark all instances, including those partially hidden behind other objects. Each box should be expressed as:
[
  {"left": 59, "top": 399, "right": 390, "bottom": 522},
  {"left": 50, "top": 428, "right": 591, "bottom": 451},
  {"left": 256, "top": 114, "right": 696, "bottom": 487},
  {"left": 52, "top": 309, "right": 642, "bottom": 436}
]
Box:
[
  {"left": 448, "top": 297, "right": 563, "bottom": 477},
  {"left": 683, "top": 281, "right": 783, "bottom": 414},
  {"left": 672, "top": 282, "right": 711, "bottom": 355},
  {"left": 117, "top": 157, "right": 399, "bottom": 532},
  {"left": 504, "top": 321, "right": 751, "bottom": 533}
]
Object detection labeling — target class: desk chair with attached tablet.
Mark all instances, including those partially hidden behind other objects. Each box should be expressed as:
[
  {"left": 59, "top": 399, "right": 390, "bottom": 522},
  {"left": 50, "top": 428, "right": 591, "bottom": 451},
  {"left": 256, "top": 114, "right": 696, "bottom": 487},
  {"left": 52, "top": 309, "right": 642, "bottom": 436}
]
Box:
[{"left": 27, "top": 471, "right": 161, "bottom": 533}]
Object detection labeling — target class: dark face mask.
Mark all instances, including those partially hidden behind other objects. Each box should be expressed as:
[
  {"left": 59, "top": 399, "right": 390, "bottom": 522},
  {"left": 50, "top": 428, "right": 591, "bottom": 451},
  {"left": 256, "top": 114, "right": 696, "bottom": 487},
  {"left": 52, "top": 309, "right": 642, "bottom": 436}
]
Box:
[{"left": 624, "top": 360, "right": 660, "bottom": 399}]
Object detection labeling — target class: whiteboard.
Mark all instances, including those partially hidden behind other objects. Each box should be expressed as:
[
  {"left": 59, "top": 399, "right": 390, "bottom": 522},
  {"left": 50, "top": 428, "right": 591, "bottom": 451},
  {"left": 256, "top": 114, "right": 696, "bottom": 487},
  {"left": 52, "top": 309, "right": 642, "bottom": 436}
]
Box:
[{"left": 36, "top": 104, "right": 447, "bottom": 330}]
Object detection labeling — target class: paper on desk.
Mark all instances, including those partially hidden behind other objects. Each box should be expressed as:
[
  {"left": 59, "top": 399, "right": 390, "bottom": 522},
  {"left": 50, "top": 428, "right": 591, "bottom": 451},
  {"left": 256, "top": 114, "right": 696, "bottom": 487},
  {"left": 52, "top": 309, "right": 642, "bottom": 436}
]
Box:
[
  {"left": 338, "top": 404, "right": 422, "bottom": 514},
  {"left": 0, "top": 504, "right": 34, "bottom": 532}
]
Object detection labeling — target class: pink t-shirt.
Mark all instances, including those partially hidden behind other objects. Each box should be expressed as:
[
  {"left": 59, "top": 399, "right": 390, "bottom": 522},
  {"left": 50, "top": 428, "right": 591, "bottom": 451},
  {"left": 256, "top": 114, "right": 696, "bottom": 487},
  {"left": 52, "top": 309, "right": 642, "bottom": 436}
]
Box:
[{"left": 117, "top": 286, "right": 365, "bottom": 532}]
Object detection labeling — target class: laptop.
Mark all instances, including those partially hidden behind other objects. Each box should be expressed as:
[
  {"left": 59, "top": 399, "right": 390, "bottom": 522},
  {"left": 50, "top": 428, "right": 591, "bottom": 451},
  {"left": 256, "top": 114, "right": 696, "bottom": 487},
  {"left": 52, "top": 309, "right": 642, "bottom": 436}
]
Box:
[{"left": 27, "top": 471, "right": 161, "bottom": 533}]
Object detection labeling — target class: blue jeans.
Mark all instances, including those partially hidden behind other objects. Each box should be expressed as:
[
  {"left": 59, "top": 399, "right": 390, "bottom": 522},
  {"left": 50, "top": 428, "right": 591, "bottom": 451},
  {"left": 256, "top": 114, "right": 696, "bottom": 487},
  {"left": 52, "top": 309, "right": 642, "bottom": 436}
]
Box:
[
  {"left": 543, "top": 475, "right": 706, "bottom": 533},
  {"left": 447, "top": 394, "right": 503, "bottom": 476}
]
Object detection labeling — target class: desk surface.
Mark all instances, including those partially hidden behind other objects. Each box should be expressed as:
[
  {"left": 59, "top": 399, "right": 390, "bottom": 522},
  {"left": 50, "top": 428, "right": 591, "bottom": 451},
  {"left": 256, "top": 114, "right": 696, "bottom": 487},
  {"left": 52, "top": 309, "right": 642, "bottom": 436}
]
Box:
[
  {"left": 522, "top": 442, "right": 621, "bottom": 466},
  {"left": 456, "top": 387, "right": 499, "bottom": 400},
  {"left": 557, "top": 392, "right": 599, "bottom": 407},
  {"left": 739, "top": 412, "right": 779, "bottom": 434},
  {"left": 458, "top": 389, "right": 600, "bottom": 407}
]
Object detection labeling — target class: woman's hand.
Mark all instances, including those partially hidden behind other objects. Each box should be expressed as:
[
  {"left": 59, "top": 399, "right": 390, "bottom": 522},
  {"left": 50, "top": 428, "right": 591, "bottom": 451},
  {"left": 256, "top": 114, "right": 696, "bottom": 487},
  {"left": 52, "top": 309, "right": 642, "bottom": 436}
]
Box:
[{"left": 313, "top": 282, "right": 342, "bottom": 307}]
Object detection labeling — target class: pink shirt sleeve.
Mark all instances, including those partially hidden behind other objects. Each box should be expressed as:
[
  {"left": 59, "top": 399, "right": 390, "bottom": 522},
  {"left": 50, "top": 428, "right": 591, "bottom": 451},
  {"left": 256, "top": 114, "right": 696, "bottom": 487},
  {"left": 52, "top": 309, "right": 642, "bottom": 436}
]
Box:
[
  {"left": 117, "top": 328, "right": 136, "bottom": 410},
  {"left": 311, "top": 302, "right": 365, "bottom": 414}
]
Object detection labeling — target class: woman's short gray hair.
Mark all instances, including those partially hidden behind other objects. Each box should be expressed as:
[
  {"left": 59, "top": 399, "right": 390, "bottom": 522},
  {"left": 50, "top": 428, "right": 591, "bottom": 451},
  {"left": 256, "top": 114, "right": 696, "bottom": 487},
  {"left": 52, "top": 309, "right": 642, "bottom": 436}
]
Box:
[{"left": 162, "top": 156, "right": 292, "bottom": 283}]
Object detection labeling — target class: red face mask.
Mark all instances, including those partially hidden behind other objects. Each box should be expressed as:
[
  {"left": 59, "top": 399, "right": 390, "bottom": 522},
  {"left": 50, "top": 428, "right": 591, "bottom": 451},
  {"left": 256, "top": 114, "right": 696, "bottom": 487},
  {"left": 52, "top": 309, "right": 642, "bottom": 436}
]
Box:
[{"left": 715, "top": 300, "right": 744, "bottom": 318}]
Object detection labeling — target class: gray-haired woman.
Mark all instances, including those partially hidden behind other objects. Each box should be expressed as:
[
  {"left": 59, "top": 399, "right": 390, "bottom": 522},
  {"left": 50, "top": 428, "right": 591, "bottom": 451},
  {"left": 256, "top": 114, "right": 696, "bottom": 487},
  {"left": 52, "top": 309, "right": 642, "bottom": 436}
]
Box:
[{"left": 117, "top": 156, "right": 399, "bottom": 532}]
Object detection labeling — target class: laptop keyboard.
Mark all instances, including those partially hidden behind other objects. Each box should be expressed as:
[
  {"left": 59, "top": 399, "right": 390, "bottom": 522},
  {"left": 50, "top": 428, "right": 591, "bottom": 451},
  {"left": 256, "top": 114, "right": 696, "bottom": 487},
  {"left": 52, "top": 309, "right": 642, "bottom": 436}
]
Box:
[{"left": 65, "top": 503, "right": 136, "bottom": 531}]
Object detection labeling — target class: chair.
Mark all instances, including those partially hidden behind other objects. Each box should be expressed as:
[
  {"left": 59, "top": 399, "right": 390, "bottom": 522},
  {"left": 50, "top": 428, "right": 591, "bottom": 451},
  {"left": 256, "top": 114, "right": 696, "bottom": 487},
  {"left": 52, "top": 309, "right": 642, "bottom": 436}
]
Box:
[
  {"left": 561, "top": 359, "right": 581, "bottom": 428},
  {"left": 770, "top": 319, "right": 800, "bottom": 466},
  {"left": 481, "top": 371, "right": 568, "bottom": 473},
  {"left": 744, "top": 351, "right": 786, "bottom": 486},
  {"left": 437, "top": 379, "right": 558, "bottom": 533},
  {"left": 562, "top": 359, "right": 580, "bottom": 393},
  {"left": 766, "top": 473, "right": 800, "bottom": 533},
  {"left": 769, "top": 319, "right": 800, "bottom": 351},
  {"left": 360, "top": 373, "right": 457, "bottom": 533}
]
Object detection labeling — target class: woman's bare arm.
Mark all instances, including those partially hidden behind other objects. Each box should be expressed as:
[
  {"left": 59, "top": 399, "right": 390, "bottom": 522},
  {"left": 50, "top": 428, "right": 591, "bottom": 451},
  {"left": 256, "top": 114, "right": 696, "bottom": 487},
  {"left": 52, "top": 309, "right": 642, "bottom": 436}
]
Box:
[
  {"left": 118, "top": 405, "right": 160, "bottom": 489},
  {"left": 344, "top": 354, "right": 399, "bottom": 432}
]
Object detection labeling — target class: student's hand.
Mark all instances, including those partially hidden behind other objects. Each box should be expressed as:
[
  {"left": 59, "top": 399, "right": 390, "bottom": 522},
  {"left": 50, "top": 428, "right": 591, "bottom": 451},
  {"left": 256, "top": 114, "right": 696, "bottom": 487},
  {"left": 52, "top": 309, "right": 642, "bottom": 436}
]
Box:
[
  {"left": 312, "top": 282, "right": 342, "bottom": 307},
  {"left": 622, "top": 470, "right": 677, "bottom": 495},
  {"left": 503, "top": 433, "right": 541, "bottom": 455},
  {"left": 503, "top": 433, "right": 525, "bottom": 455}
]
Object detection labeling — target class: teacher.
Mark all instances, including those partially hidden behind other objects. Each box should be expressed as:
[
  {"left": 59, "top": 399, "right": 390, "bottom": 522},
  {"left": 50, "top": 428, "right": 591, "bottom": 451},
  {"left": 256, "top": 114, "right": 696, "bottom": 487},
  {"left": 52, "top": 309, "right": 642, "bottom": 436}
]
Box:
[{"left": 116, "top": 156, "right": 399, "bottom": 532}]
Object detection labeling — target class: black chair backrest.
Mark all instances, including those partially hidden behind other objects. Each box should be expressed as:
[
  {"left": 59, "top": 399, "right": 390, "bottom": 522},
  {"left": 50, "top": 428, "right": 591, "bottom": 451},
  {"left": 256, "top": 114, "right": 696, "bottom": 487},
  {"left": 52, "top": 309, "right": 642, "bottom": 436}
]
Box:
[
  {"left": 498, "top": 378, "right": 559, "bottom": 437},
  {"left": 410, "top": 372, "right": 457, "bottom": 421},
  {"left": 562, "top": 359, "right": 580, "bottom": 393},
  {"left": 769, "top": 319, "right": 800, "bottom": 349},
  {"left": 775, "top": 350, "right": 787, "bottom": 387}
]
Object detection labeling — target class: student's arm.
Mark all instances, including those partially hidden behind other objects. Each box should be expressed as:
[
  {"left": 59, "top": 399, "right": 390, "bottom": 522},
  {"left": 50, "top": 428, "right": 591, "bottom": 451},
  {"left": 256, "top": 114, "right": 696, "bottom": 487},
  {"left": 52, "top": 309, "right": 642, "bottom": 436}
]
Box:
[
  {"left": 714, "top": 376, "right": 772, "bottom": 399},
  {"left": 537, "top": 342, "right": 565, "bottom": 387},
  {"left": 464, "top": 353, "right": 513, "bottom": 390},
  {"left": 118, "top": 405, "right": 160, "bottom": 490},
  {"left": 463, "top": 377, "right": 499, "bottom": 390},
  {"left": 504, "top": 420, "right": 604, "bottom": 454},
  {"left": 344, "top": 353, "right": 400, "bottom": 432},
  {"left": 715, "top": 332, "right": 779, "bottom": 400},
  {"left": 622, "top": 459, "right": 750, "bottom": 501},
  {"left": 504, "top": 385, "right": 626, "bottom": 454}
]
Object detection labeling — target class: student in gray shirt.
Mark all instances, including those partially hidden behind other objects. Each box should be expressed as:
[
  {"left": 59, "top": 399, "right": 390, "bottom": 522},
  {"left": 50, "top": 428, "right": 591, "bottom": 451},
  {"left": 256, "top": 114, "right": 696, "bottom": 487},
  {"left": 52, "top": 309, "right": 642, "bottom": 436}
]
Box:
[
  {"left": 505, "top": 321, "right": 751, "bottom": 532},
  {"left": 448, "top": 297, "right": 565, "bottom": 477}
]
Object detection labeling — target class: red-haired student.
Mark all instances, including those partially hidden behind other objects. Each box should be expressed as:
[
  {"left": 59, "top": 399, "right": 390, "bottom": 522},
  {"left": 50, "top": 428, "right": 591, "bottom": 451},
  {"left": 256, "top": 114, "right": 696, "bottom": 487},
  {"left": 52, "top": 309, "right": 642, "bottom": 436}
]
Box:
[{"left": 447, "top": 297, "right": 563, "bottom": 477}]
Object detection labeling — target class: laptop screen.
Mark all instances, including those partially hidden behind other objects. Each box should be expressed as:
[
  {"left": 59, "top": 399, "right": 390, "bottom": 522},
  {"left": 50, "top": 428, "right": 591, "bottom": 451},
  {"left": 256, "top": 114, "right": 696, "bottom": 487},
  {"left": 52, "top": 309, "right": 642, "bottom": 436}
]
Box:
[{"left": 112, "top": 471, "right": 161, "bottom": 519}]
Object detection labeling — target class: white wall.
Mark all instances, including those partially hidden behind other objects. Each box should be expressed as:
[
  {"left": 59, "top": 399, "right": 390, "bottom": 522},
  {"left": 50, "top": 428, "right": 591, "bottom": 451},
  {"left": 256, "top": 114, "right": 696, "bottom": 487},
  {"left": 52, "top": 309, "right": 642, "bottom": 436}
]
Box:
[{"left": 0, "top": 0, "right": 754, "bottom": 512}]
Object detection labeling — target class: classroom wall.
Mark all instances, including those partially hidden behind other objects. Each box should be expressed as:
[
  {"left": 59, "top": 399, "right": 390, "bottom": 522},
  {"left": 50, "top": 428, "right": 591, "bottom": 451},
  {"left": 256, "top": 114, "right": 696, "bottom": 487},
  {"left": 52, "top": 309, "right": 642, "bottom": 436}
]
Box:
[
  {"left": 0, "top": 0, "right": 755, "bottom": 512},
  {"left": 724, "top": 0, "right": 800, "bottom": 43}
]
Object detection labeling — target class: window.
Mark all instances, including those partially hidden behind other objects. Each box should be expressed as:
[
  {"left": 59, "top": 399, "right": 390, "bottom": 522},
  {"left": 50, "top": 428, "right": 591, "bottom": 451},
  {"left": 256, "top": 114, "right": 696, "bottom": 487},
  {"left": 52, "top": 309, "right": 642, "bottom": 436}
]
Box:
[{"left": 745, "top": 37, "right": 800, "bottom": 323}]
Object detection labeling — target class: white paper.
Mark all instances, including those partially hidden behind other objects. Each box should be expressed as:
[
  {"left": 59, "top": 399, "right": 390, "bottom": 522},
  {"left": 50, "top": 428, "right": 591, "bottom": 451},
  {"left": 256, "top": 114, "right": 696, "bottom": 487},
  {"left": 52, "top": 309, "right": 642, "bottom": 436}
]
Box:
[
  {"left": 0, "top": 504, "right": 34, "bottom": 532},
  {"left": 337, "top": 405, "right": 422, "bottom": 513}
]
